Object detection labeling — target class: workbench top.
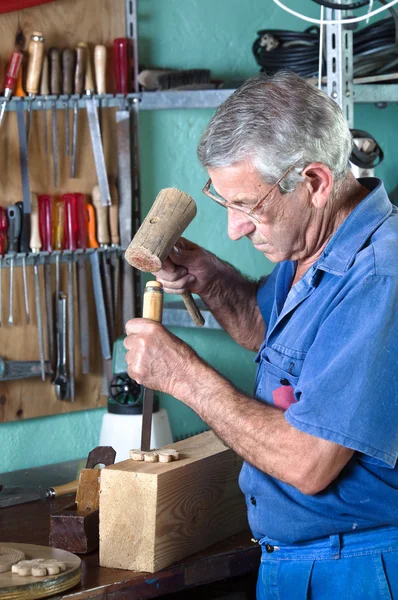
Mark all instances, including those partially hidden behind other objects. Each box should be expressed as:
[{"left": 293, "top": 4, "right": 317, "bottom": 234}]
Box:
[{"left": 0, "top": 495, "right": 260, "bottom": 599}]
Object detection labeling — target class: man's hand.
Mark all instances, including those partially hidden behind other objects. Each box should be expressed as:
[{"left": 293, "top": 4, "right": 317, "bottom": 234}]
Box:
[{"left": 124, "top": 318, "right": 198, "bottom": 397}]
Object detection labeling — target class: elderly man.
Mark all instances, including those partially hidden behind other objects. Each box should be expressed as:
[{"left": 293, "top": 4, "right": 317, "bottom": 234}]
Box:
[{"left": 124, "top": 72, "right": 398, "bottom": 599}]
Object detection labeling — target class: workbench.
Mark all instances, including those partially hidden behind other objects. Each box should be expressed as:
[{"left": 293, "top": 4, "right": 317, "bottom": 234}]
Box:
[{"left": 0, "top": 495, "right": 260, "bottom": 599}]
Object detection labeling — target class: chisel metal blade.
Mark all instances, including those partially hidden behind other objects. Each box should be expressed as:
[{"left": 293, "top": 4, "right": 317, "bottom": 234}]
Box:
[{"left": 86, "top": 95, "right": 111, "bottom": 207}]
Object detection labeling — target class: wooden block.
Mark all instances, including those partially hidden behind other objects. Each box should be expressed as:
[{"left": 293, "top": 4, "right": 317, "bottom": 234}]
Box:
[
  {"left": 49, "top": 503, "right": 99, "bottom": 554},
  {"left": 75, "top": 469, "right": 100, "bottom": 512},
  {"left": 99, "top": 431, "right": 248, "bottom": 573}
]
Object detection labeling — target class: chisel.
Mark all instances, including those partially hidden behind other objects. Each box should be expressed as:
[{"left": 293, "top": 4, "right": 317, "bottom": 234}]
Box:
[
  {"left": 39, "top": 53, "right": 49, "bottom": 155},
  {"left": 15, "top": 201, "right": 30, "bottom": 325},
  {"left": 38, "top": 195, "right": 54, "bottom": 370},
  {"left": 94, "top": 45, "right": 106, "bottom": 138},
  {"left": 30, "top": 193, "right": 46, "bottom": 381},
  {"left": 49, "top": 48, "right": 61, "bottom": 188},
  {"left": 6, "top": 205, "right": 21, "bottom": 326},
  {"left": 84, "top": 44, "right": 110, "bottom": 207},
  {"left": 140, "top": 281, "right": 164, "bottom": 452},
  {"left": 62, "top": 48, "right": 75, "bottom": 157},
  {"left": 63, "top": 194, "right": 77, "bottom": 402},
  {"left": 26, "top": 31, "right": 45, "bottom": 143},
  {"left": 52, "top": 196, "right": 64, "bottom": 335},
  {"left": 0, "top": 208, "right": 7, "bottom": 327},
  {"left": 109, "top": 181, "right": 120, "bottom": 336},
  {"left": 75, "top": 193, "right": 90, "bottom": 374},
  {"left": 70, "top": 43, "right": 87, "bottom": 178}
]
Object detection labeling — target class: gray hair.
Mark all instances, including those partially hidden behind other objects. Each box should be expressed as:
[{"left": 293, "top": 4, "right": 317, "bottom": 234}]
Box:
[{"left": 197, "top": 71, "right": 353, "bottom": 193}]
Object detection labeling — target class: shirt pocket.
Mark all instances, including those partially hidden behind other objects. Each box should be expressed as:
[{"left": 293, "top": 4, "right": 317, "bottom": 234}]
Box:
[{"left": 254, "top": 346, "right": 302, "bottom": 410}]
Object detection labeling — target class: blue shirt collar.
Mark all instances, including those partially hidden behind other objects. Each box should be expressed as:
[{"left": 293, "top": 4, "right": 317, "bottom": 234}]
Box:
[{"left": 316, "top": 178, "right": 392, "bottom": 276}]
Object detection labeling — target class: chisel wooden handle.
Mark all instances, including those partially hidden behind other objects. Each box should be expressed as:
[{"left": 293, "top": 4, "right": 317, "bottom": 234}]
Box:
[
  {"left": 92, "top": 184, "right": 110, "bottom": 245},
  {"left": 75, "top": 43, "right": 87, "bottom": 95},
  {"left": 49, "top": 47, "right": 61, "bottom": 95},
  {"left": 62, "top": 48, "right": 75, "bottom": 95},
  {"left": 40, "top": 53, "right": 49, "bottom": 96},
  {"left": 26, "top": 31, "right": 45, "bottom": 95},
  {"left": 46, "top": 479, "right": 78, "bottom": 498},
  {"left": 143, "top": 280, "right": 163, "bottom": 322},
  {"left": 94, "top": 45, "right": 107, "bottom": 95},
  {"left": 82, "top": 43, "right": 95, "bottom": 93},
  {"left": 109, "top": 181, "right": 119, "bottom": 246}
]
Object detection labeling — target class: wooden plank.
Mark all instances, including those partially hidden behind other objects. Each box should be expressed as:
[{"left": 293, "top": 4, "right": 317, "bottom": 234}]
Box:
[
  {"left": 0, "top": 0, "right": 125, "bottom": 421},
  {"left": 99, "top": 431, "right": 248, "bottom": 573}
]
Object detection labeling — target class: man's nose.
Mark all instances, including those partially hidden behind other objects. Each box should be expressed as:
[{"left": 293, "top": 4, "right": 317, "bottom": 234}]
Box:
[{"left": 227, "top": 208, "right": 255, "bottom": 240}]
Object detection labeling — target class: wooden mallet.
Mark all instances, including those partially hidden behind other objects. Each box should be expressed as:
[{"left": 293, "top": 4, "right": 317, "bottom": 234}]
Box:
[{"left": 125, "top": 188, "right": 205, "bottom": 327}]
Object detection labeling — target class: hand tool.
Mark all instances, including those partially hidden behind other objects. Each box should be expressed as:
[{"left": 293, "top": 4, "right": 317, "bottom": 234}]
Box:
[
  {"left": 0, "top": 207, "right": 7, "bottom": 327},
  {"left": 39, "top": 52, "right": 49, "bottom": 155},
  {"left": 0, "top": 50, "right": 23, "bottom": 127},
  {"left": 62, "top": 48, "right": 75, "bottom": 157},
  {"left": 84, "top": 43, "right": 111, "bottom": 207},
  {"left": 49, "top": 48, "right": 61, "bottom": 188},
  {"left": 30, "top": 192, "right": 46, "bottom": 381},
  {"left": 109, "top": 182, "right": 120, "bottom": 336},
  {"left": 75, "top": 193, "right": 90, "bottom": 374},
  {"left": 0, "top": 356, "right": 51, "bottom": 381},
  {"left": 6, "top": 205, "right": 21, "bottom": 326},
  {"left": 86, "top": 202, "right": 99, "bottom": 248},
  {"left": 63, "top": 193, "right": 77, "bottom": 401},
  {"left": 25, "top": 31, "right": 45, "bottom": 142},
  {"left": 125, "top": 188, "right": 205, "bottom": 326},
  {"left": 38, "top": 194, "right": 55, "bottom": 370},
  {"left": 92, "top": 184, "right": 114, "bottom": 343},
  {"left": 113, "top": 38, "right": 130, "bottom": 95},
  {"left": 15, "top": 201, "right": 30, "bottom": 325},
  {"left": 52, "top": 195, "right": 64, "bottom": 331},
  {"left": 94, "top": 45, "right": 106, "bottom": 138},
  {"left": 53, "top": 291, "right": 69, "bottom": 401},
  {"left": 140, "top": 280, "right": 164, "bottom": 452},
  {"left": 89, "top": 250, "right": 111, "bottom": 361},
  {"left": 70, "top": 43, "right": 87, "bottom": 178}
]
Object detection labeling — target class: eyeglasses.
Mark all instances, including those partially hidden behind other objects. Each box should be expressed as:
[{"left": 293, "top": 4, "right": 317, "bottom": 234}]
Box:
[{"left": 202, "top": 165, "right": 295, "bottom": 224}]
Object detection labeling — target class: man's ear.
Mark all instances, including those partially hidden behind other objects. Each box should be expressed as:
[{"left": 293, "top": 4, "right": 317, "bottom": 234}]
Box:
[{"left": 302, "top": 163, "right": 334, "bottom": 209}]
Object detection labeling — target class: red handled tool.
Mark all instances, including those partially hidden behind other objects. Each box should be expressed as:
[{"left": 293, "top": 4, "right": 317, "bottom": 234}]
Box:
[
  {"left": 62, "top": 193, "right": 77, "bottom": 401},
  {"left": 75, "top": 193, "right": 90, "bottom": 374},
  {"left": 113, "top": 38, "right": 131, "bottom": 94},
  {"left": 0, "top": 51, "right": 23, "bottom": 127},
  {"left": 38, "top": 195, "right": 55, "bottom": 369},
  {"left": 0, "top": 208, "right": 8, "bottom": 327}
]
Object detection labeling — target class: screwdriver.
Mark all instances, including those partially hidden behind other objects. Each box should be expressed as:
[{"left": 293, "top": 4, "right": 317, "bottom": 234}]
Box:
[
  {"left": 39, "top": 53, "right": 49, "bottom": 155},
  {"left": 0, "top": 208, "right": 8, "bottom": 327},
  {"left": 39, "top": 194, "right": 55, "bottom": 370},
  {"left": 70, "top": 43, "right": 87, "bottom": 178},
  {"left": 75, "top": 193, "right": 90, "bottom": 374},
  {"left": 49, "top": 48, "right": 61, "bottom": 188},
  {"left": 62, "top": 48, "right": 75, "bottom": 157},
  {"left": 26, "top": 31, "right": 45, "bottom": 143},
  {"left": 0, "top": 50, "right": 23, "bottom": 127},
  {"left": 7, "top": 205, "right": 21, "bottom": 326},
  {"left": 63, "top": 193, "right": 77, "bottom": 402},
  {"left": 113, "top": 38, "right": 130, "bottom": 95},
  {"left": 15, "top": 201, "right": 31, "bottom": 325},
  {"left": 30, "top": 192, "right": 46, "bottom": 381}
]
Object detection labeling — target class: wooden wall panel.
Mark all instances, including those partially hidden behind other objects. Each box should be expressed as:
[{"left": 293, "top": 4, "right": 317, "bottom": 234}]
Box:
[{"left": 0, "top": 0, "right": 126, "bottom": 422}]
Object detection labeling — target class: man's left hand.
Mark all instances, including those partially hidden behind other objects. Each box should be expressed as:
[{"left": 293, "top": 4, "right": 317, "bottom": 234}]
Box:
[{"left": 124, "top": 319, "right": 196, "bottom": 397}]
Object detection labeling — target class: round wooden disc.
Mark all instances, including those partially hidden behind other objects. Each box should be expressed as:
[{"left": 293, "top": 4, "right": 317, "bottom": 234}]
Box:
[{"left": 0, "top": 543, "right": 81, "bottom": 599}]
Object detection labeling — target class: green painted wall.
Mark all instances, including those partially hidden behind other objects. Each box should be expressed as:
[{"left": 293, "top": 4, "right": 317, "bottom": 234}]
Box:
[{"left": 0, "top": 1, "right": 395, "bottom": 472}]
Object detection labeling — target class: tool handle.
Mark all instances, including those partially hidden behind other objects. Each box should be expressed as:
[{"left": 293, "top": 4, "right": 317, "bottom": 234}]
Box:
[
  {"left": 29, "top": 193, "right": 41, "bottom": 251},
  {"left": 75, "top": 193, "right": 88, "bottom": 250},
  {"left": 38, "top": 194, "right": 53, "bottom": 252},
  {"left": 48, "top": 47, "right": 61, "bottom": 95},
  {"left": 47, "top": 479, "right": 79, "bottom": 498},
  {"left": 92, "top": 184, "right": 110, "bottom": 245},
  {"left": 94, "top": 44, "right": 106, "bottom": 94},
  {"left": 0, "top": 207, "right": 7, "bottom": 255},
  {"left": 181, "top": 291, "right": 205, "bottom": 326},
  {"left": 14, "top": 67, "right": 25, "bottom": 97},
  {"left": 113, "top": 38, "right": 129, "bottom": 94},
  {"left": 143, "top": 280, "right": 164, "bottom": 322},
  {"left": 75, "top": 43, "right": 87, "bottom": 95},
  {"left": 82, "top": 43, "right": 95, "bottom": 93},
  {"left": 4, "top": 51, "right": 23, "bottom": 93},
  {"left": 39, "top": 52, "right": 49, "bottom": 96},
  {"left": 15, "top": 201, "right": 30, "bottom": 253},
  {"left": 7, "top": 205, "right": 22, "bottom": 253},
  {"left": 63, "top": 193, "right": 77, "bottom": 251},
  {"left": 109, "top": 181, "right": 119, "bottom": 245},
  {"left": 86, "top": 202, "right": 99, "bottom": 248},
  {"left": 26, "top": 31, "right": 45, "bottom": 95},
  {"left": 62, "top": 48, "right": 75, "bottom": 95},
  {"left": 52, "top": 197, "right": 65, "bottom": 250}
]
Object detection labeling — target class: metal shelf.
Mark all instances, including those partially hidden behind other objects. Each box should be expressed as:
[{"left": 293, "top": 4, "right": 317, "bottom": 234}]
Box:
[{"left": 0, "top": 247, "right": 122, "bottom": 269}]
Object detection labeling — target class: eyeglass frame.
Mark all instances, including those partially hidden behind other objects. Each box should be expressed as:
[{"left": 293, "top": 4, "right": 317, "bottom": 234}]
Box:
[{"left": 202, "top": 165, "right": 296, "bottom": 224}]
